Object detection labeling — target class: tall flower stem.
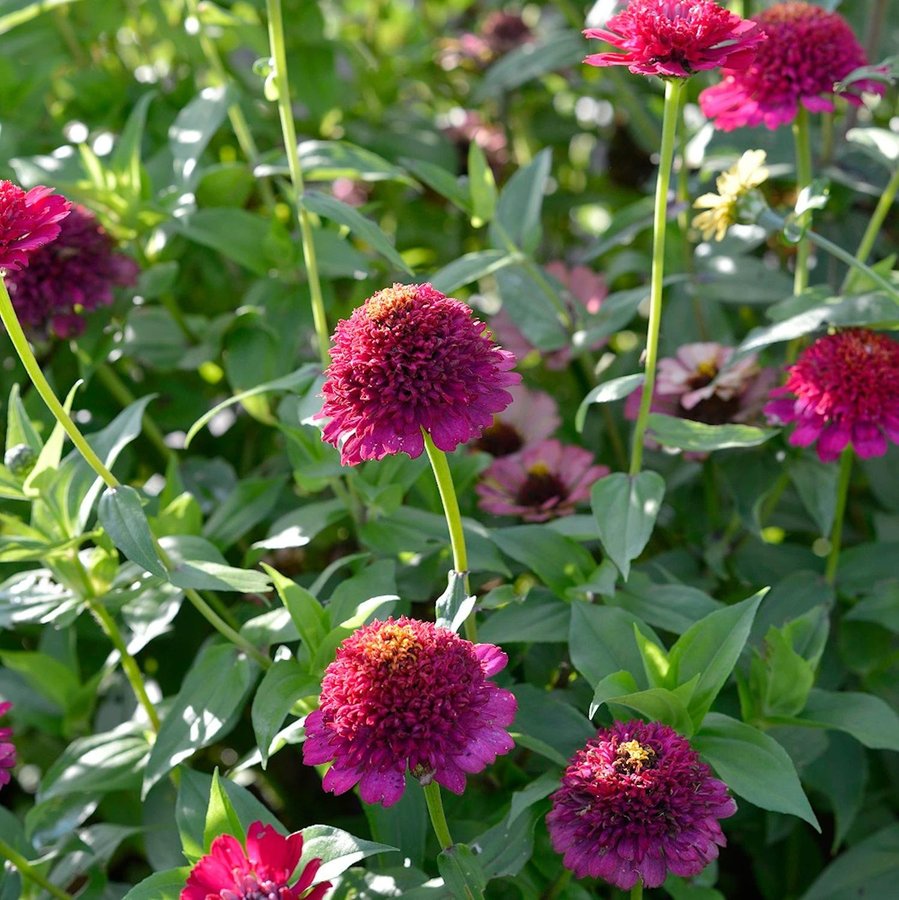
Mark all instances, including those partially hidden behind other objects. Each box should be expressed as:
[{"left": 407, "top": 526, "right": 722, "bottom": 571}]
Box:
[
  {"left": 423, "top": 781, "right": 454, "bottom": 850},
  {"left": 423, "top": 432, "right": 476, "bottom": 643},
  {"left": 0, "top": 278, "right": 118, "bottom": 490},
  {"left": 629, "top": 77, "right": 685, "bottom": 476},
  {"left": 791, "top": 107, "right": 813, "bottom": 295},
  {"left": 842, "top": 165, "right": 899, "bottom": 291},
  {"left": 265, "top": 0, "right": 330, "bottom": 366},
  {"left": 0, "top": 837, "right": 74, "bottom": 900},
  {"left": 631, "top": 882, "right": 644, "bottom": 900},
  {"left": 824, "top": 448, "right": 853, "bottom": 585}
]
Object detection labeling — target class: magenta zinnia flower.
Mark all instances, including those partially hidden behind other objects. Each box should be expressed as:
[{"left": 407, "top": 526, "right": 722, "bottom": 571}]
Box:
[
  {"left": 6, "top": 204, "right": 138, "bottom": 338},
  {"left": 303, "top": 617, "right": 516, "bottom": 807},
  {"left": 700, "top": 2, "right": 885, "bottom": 131},
  {"left": 0, "top": 702, "right": 15, "bottom": 790},
  {"left": 765, "top": 329, "right": 899, "bottom": 463},
  {"left": 584, "top": 0, "right": 765, "bottom": 79},
  {"left": 473, "top": 383, "right": 561, "bottom": 457},
  {"left": 181, "top": 820, "right": 329, "bottom": 900},
  {"left": 0, "top": 182, "right": 70, "bottom": 272},
  {"left": 319, "top": 283, "right": 519, "bottom": 465},
  {"left": 476, "top": 439, "right": 609, "bottom": 522},
  {"left": 547, "top": 720, "right": 737, "bottom": 889}
]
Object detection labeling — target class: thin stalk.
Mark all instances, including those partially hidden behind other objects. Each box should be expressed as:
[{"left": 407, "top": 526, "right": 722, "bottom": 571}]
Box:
[
  {"left": 792, "top": 107, "right": 813, "bottom": 295},
  {"left": 0, "top": 277, "right": 118, "bottom": 489},
  {"left": 423, "top": 780, "right": 453, "bottom": 850},
  {"left": 631, "top": 882, "right": 644, "bottom": 900},
  {"left": 842, "top": 165, "right": 899, "bottom": 291},
  {"left": 265, "top": 0, "right": 330, "bottom": 366},
  {"left": 824, "top": 448, "right": 853, "bottom": 585},
  {"left": 629, "top": 77, "right": 684, "bottom": 476},
  {"left": 422, "top": 432, "right": 476, "bottom": 643},
  {"left": 0, "top": 837, "right": 74, "bottom": 900},
  {"left": 806, "top": 228, "right": 899, "bottom": 302}
]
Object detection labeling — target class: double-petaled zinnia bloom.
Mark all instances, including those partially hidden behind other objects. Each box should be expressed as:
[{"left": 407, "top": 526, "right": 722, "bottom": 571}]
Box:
[
  {"left": 0, "top": 181, "right": 70, "bottom": 272},
  {"left": 319, "top": 283, "right": 519, "bottom": 465},
  {"left": 765, "top": 329, "right": 899, "bottom": 462},
  {"left": 584, "top": 0, "right": 765, "bottom": 79},
  {"left": 7, "top": 204, "right": 138, "bottom": 338},
  {"left": 546, "top": 720, "right": 737, "bottom": 890},
  {"left": 693, "top": 149, "right": 770, "bottom": 241},
  {"left": 700, "top": 2, "right": 885, "bottom": 131},
  {"left": 476, "top": 439, "right": 609, "bottom": 522},
  {"left": 0, "top": 701, "right": 15, "bottom": 790},
  {"left": 303, "top": 617, "right": 516, "bottom": 807},
  {"left": 182, "top": 820, "right": 329, "bottom": 900}
]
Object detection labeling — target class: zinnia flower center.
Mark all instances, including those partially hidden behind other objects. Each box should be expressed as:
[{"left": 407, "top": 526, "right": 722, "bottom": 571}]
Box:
[
  {"left": 365, "top": 284, "right": 418, "bottom": 320},
  {"left": 614, "top": 739, "right": 656, "bottom": 774},
  {"left": 474, "top": 421, "right": 524, "bottom": 456},
  {"left": 223, "top": 870, "right": 286, "bottom": 899},
  {"left": 679, "top": 364, "right": 742, "bottom": 425},
  {"left": 362, "top": 624, "right": 422, "bottom": 674},
  {"left": 515, "top": 463, "right": 567, "bottom": 508}
]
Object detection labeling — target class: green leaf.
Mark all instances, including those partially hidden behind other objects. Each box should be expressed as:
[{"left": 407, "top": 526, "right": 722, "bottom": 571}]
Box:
[
  {"left": 591, "top": 680, "right": 696, "bottom": 736},
  {"left": 110, "top": 90, "right": 155, "bottom": 196},
  {"left": 170, "top": 86, "right": 231, "bottom": 190},
  {"left": 98, "top": 486, "right": 168, "bottom": 578},
  {"left": 789, "top": 457, "right": 839, "bottom": 535},
  {"left": 435, "top": 570, "right": 475, "bottom": 633},
  {"left": 646, "top": 414, "right": 775, "bottom": 452},
  {"left": 303, "top": 190, "right": 413, "bottom": 274},
  {"left": 591, "top": 471, "right": 665, "bottom": 580},
  {"left": 478, "top": 592, "right": 570, "bottom": 644},
  {"left": 297, "top": 825, "right": 397, "bottom": 882},
  {"left": 5, "top": 383, "right": 42, "bottom": 454},
  {"left": 143, "top": 644, "right": 259, "bottom": 796},
  {"left": 203, "top": 769, "right": 244, "bottom": 852},
  {"left": 511, "top": 684, "right": 594, "bottom": 764},
  {"left": 575, "top": 374, "right": 644, "bottom": 432},
  {"left": 23, "top": 381, "right": 80, "bottom": 495},
  {"left": 430, "top": 250, "right": 515, "bottom": 295},
  {"left": 252, "top": 659, "right": 320, "bottom": 766},
  {"left": 611, "top": 578, "right": 723, "bottom": 635},
  {"left": 694, "top": 713, "right": 819, "bottom": 828},
  {"left": 438, "top": 843, "right": 487, "bottom": 899},
  {"left": 203, "top": 477, "right": 285, "bottom": 551},
  {"left": 121, "top": 867, "right": 191, "bottom": 900},
  {"left": 399, "top": 157, "right": 472, "bottom": 213},
  {"left": 492, "top": 525, "right": 595, "bottom": 597},
  {"left": 468, "top": 141, "right": 497, "bottom": 227},
  {"left": 472, "top": 808, "right": 536, "bottom": 880},
  {"left": 174, "top": 208, "right": 276, "bottom": 275},
  {"left": 798, "top": 689, "right": 899, "bottom": 750},
  {"left": 299, "top": 140, "right": 412, "bottom": 184},
  {"left": 260, "top": 564, "right": 328, "bottom": 656},
  {"left": 490, "top": 149, "right": 552, "bottom": 255},
  {"left": 160, "top": 535, "right": 271, "bottom": 594},
  {"left": 0, "top": 650, "right": 79, "bottom": 712}
]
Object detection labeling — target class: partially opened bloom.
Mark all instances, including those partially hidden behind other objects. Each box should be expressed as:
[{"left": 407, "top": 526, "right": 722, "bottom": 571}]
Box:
[
  {"left": 0, "top": 182, "right": 70, "bottom": 272},
  {"left": 476, "top": 439, "right": 609, "bottom": 522},
  {"left": 547, "top": 720, "right": 737, "bottom": 889},
  {"left": 700, "top": 3, "right": 885, "bottom": 131},
  {"left": 0, "top": 702, "right": 15, "bottom": 790},
  {"left": 303, "top": 617, "right": 516, "bottom": 807},
  {"left": 765, "top": 329, "right": 899, "bottom": 462},
  {"left": 319, "top": 283, "right": 519, "bottom": 465},
  {"left": 472, "top": 383, "right": 560, "bottom": 457},
  {"left": 693, "top": 149, "right": 769, "bottom": 241},
  {"left": 182, "top": 820, "right": 329, "bottom": 900},
  {"left": 584, "top": 0, "right": 765, "bottom": 79},
  {"left": 7, "top": 204, "right": 138, "bottom": 338}
]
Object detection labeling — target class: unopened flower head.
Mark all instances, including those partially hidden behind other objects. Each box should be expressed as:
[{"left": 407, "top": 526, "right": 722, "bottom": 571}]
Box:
[
  {"left": 765, "top": 329, "right": 899, "bottom": 462},
  {"left": 693, "top": 150, "right": 769, "bottom": 241},
  {"left": 320, "top": 283, "right": 519, "bottom": 465},
  {"left": 546, "top": 720, "right": 736, "bottom": 889},
  {"left": 0, "top": 182, "right": 70, "bottom": 272},
  {"left": 584, "top": 0, "right": 765, "bottom": 79},
  {"left": 7, "top": 204, "right": 138, "bottom": 338},
  {"left": 0, "top": 702, "right": 15, "bottom": 790},
  {"left": 476, "top": 438, "right": 609, "bottom": 522},
  {"left": 700, "top": 2, "right": 885, "bottom": 131},
  {"left": 181, "top": 820, "right": 329, "bottom": 900},
  {"left": 303, "top": 617, "right": 517, "bottom": 807},
  {"left": 472, "top": 383, "right": 561, "bottom": 457}
]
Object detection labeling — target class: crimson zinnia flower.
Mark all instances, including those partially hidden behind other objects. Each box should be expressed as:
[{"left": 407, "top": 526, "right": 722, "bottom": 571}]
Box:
[
  {"left": 0, "top": 702, "right": 15, "bottom": 790},
  {"left": 319, "top": 283, "right": 519, "bottom": 465},
  {"left": 700, "top": 2, "right": 885, "bottom": 131},
  {"left": 584, "top": 0, "right": 765, "bottom": 79},
  {"left": 181, "top": 820, "right": 329, "bottom": 900},
  {"left": 7, "top": 205, "right": 138, "bottom": 338},
  {"left": 476, "top": 439, "right": 609, "bottom": 522},
  {"left": 547, "top": 720, "right": 736, "bottom": 890},
  {"left": 0, "top": 182, "right": 70, "bottom": 272},
  {"left": 303, "top": 617, "right": 516, "bottom": 807},
  {"left": 765, "top": 329, "right": 899, "bottom": 463}
]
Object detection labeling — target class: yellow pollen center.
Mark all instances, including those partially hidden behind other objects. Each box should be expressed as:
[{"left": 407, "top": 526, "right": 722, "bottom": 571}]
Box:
[
  {"left": 696, "top": 360, "right": 718, "bottom": 379},
  {"left": 365, "top": 284, "right": 418, "bottom": 320},
  {"left": 527, "top": 461, "right": 551, "bottom": 477},
  {"left": 365, "top": 624, "right": 421, "bottom": 672},
  {"left": 615, "top": 740, "right": 655, "bottom": 772}
]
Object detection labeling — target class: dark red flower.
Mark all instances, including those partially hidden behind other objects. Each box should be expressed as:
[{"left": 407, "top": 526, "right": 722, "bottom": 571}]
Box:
[
  {"left": 547, "top": 720, "right": 736, "bottom": 889},
  {"left": 0, "top": 702, "right": 15, "bottom": 790},
  {"left": 584, "top": 0, "right": 765, "bottom": 79},
  {"left": 303, "top": 617, "right": 516, "bottom": 807},
  {"left": 765, "top": 329, "right": 899, "bottom": 462},
  {"left": 181, "top": 820, "right": 329, "bottom": 900},
  {"left": 6, "top": 204, "right": 138, "bottom": 338},
  {"left": 319, "top": 283, "right": 519, "bottom": 465},
  {"left": 0, "top": 182, "right": 70, "bottom": 272},
  {"left": 700, "top": 2, "right": 885, "bottom": 130}
]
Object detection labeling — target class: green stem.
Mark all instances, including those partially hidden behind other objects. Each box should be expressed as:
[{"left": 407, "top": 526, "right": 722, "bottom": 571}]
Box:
[
  {"left": 631, "top": 882, "right": 644, "bottom": 900},
  {"left": 542, "top": 868, "right": 572, "bottom": 900},
  {"left": 629, "top": 77, "right": 684, "bottom": 476},
  {"left": 423, "top": 780, "right": 453, "bottom": 850},
  {"left": 0, "top": 277, "right": 119, "bottom": 489},
  {"left": 422, "top": 432, "right": 476, "bottom": 643},
  {"left": 0, "top": 837, "right": 73, "bottom": 900},
  {"left": 806, "top": 229, "right": 899, "bottom": 302},
  {"left": 825, "top": 448, "right": 853, "bottom": 586},
  {"left": 186, "top": 584, "right": 271, "bottom": 669},
  {"left": 792, "top": 107, "right": 813, "bottom": 295},
  {"left": 265, "top": 0, "right": 330, "bottom": 366},
  {"left": 842, "top": 165, "right": 899, "bottom": 292}
]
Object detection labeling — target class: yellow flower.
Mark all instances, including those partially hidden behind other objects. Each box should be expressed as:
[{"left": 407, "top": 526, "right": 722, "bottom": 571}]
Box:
[{"left": 692, "top": 149, "right": 769, "bottom": 241}]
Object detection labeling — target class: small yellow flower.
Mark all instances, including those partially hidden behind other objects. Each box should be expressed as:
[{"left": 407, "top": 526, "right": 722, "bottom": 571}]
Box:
[{"left": 692, "top": 149, "right": 769, "bottom": 241}]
